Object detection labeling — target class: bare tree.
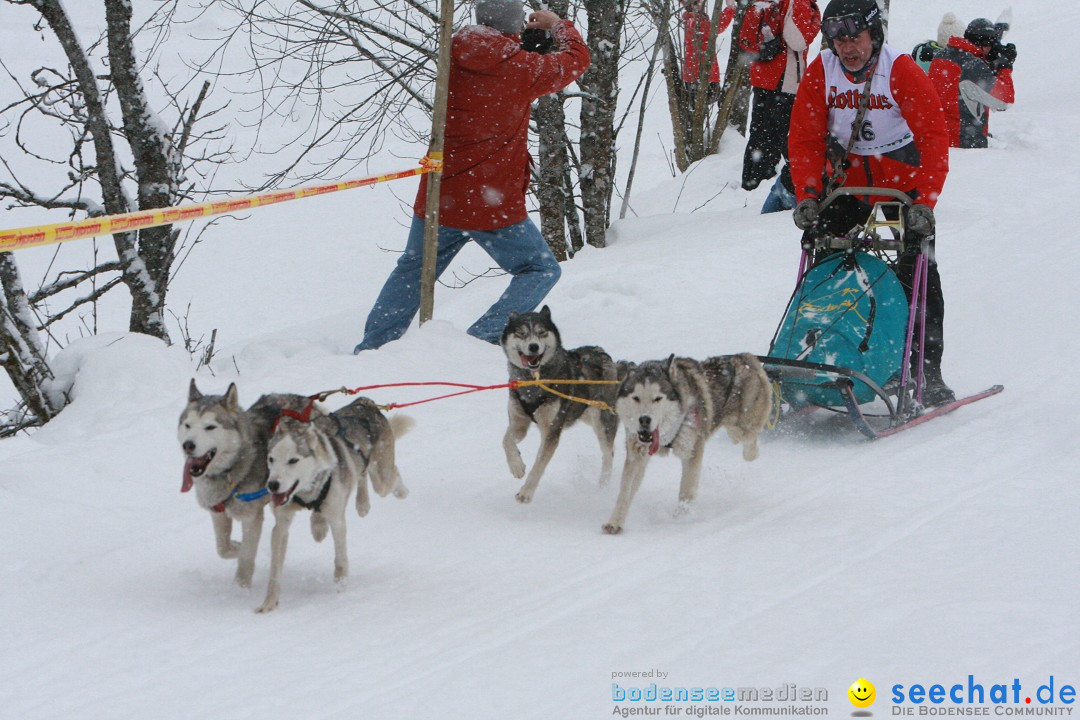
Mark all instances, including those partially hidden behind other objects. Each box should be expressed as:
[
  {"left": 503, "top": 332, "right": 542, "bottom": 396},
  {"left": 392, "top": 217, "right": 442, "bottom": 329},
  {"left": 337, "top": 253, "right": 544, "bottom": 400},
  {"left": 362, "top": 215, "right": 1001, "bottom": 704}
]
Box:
[
  {"left": 198, "top": 0, "right": 640, "bottom": 251},
  {"left": 710, "top": 0, "right": 752, "bottom": 151},
  {"left": 647, "top": 0, "right": 751, "bottom": 172},
  {"left": 192, "top": 0, "right": 438, "bottom": 189},
  {"left": 532, "top": 0, "right": 582, "bottom": 261},
  {"left": 618, "top": 20, "right": 663, "bottom": 220},
  {"left": 578, "top": 0, "right": 629, "bottom": 248},
  {"left": 0, "top": 252, "right": 60, "bottom": 427},
  {"left": 1, "top": 0, "right": 226, "bottom": 429}
]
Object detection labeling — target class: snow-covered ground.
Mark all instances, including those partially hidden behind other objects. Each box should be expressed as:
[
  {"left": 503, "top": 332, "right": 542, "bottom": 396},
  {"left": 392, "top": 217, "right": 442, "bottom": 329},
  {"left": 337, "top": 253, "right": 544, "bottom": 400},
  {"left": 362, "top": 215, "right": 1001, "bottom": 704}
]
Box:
[{"left": 2, "top": 2, "right": 1078, "bottom": 719}]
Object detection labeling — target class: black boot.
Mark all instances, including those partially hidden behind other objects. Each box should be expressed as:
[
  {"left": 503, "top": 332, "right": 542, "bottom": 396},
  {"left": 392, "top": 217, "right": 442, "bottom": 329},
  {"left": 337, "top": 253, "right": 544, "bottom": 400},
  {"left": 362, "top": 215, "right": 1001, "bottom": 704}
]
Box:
[{"left": 921, "top": 369, "right": 955, "bottom": 407}]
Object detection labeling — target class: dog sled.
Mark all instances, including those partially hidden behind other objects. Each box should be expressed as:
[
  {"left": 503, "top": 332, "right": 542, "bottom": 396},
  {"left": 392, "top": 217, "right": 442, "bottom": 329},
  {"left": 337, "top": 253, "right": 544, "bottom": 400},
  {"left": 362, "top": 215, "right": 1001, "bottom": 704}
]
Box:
[{"left": 759, "top": 187, "right": 1002, "bottom": 439}]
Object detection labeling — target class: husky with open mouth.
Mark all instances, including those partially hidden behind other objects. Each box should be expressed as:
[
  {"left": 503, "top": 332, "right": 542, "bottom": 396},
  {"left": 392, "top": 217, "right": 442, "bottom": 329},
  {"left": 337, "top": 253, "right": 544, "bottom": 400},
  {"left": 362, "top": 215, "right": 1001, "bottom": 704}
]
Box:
[
  {"left": 603, "top": 353, "right": 772, "bottom": 534},
  {"left": 257, "top": 396, "right": 412, "bottom": 613},
  {"left": 177, "top": 381, "right": 317, "bottom": 587},
  {"left": 499, "top": 305, "right": 622, "bottom": 504}
]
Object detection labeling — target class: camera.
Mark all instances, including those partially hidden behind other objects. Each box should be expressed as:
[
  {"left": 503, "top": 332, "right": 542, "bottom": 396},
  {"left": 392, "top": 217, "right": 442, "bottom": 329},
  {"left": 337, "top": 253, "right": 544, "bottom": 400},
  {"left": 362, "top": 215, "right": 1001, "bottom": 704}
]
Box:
[
  {"left": 986, "top": 38, "right": 1016, "bottom": 71},
  {"left": 521, "top": 28, "right": 554, "bottom": 54}
]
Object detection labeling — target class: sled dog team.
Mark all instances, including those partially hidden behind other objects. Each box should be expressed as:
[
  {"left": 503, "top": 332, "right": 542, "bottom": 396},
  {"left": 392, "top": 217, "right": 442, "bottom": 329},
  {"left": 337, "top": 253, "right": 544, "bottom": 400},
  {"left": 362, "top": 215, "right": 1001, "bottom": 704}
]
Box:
[{"left": 177, "top": 307, "right": 772, "bottom": 611}]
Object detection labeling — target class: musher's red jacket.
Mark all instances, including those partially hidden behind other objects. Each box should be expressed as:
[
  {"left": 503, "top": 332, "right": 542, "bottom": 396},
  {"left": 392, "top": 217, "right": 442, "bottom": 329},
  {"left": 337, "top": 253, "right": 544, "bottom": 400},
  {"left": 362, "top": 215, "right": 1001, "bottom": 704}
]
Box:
[
  {"left": 413, "top": 20, "right": 590, "bottom": 230},
  {"left": 788, "top": 47, "right": 950, "bottom": 208}
]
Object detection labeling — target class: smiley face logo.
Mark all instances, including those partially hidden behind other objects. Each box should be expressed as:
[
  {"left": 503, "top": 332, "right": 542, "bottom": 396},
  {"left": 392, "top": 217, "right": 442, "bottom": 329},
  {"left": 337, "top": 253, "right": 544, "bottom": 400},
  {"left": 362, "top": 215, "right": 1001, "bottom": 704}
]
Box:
[{"left": 848, "top": 678, "right": 876, "bottom": 708}]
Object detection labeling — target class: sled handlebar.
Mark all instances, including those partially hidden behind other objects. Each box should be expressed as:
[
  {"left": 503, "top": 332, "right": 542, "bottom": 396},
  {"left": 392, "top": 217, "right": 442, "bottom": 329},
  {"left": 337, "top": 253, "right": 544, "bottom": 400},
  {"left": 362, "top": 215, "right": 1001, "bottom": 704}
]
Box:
[
  {"left": 811, "top": 188, "right": 918, "bottom": 254},
  {"left": 818, "top": 187, "right": 914, "bottom": 213},
  {"left": 816, "top": 234, "right": 904, "bottom": 252}
]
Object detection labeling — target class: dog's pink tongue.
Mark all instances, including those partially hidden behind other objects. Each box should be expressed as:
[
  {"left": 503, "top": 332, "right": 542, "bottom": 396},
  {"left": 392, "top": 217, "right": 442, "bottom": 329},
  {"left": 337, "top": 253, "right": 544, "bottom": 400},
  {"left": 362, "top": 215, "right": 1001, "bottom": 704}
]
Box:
[
  {"left": 649, "top": 429, "right": 660, "bottom": 456},
  {"left": 272, "top": 493, "right": 288, "bottom": 508},
  {"left": 181, "top": 459, "right": 194, "bottom": 493}
]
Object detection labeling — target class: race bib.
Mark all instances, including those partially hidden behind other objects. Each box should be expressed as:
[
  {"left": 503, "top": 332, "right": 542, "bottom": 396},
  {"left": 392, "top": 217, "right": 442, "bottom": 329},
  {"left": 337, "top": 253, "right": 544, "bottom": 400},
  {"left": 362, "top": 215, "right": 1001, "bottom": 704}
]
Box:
[{"left": 822, "top": 45, "right": 915, "bottom": 155}]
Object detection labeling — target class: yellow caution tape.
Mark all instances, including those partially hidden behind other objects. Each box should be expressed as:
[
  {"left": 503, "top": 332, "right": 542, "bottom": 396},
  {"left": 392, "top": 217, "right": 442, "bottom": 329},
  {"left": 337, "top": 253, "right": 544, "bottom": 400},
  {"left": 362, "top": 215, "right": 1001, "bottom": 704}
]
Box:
[{"left": 0, "top": 158, "right": 440, "bottom": 253}]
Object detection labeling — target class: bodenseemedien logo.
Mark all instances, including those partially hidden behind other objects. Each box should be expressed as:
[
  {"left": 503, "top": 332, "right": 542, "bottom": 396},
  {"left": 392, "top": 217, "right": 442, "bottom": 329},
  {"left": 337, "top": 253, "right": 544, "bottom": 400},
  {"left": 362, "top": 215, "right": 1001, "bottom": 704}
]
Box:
[{"left": 609, "top": 676, "right": 830, "bottom": 717}]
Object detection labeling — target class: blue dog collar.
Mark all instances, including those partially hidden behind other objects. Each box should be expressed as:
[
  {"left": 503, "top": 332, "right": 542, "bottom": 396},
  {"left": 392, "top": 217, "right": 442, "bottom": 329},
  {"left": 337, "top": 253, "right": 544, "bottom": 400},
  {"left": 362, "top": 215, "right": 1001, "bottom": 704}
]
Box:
[{"left": 235, "top": 488, "right": 269, "bottom": 502}]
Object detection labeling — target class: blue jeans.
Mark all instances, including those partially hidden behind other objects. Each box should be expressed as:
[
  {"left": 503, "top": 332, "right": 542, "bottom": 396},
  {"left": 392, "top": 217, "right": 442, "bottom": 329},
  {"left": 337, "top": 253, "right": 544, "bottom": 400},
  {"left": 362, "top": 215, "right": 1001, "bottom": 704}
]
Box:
[
  {"left": 355, "top": 215, "right": 561, "bottom": 351},
  {"left": 760, "top": 174, "right": 797, "bottom": 214}
]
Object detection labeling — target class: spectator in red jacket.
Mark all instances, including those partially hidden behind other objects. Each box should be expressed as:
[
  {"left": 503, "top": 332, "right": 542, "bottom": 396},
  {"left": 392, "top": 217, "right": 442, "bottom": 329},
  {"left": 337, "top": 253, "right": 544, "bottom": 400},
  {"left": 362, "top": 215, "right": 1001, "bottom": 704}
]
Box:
[
  {"left": 355, "top": 1, "right": 590, "bottom": 352},
  {"left": 788, "top": 0, "right": 955, "bottom": 406},
  {"left": 928, "top": 18, "right": 1016, "bottom": 148},
  {"left": 681, "top": 0, "right": 735, "bottom": 103},
  {"left": 738, "top": 0, "right": 821, "bottom": 208}
]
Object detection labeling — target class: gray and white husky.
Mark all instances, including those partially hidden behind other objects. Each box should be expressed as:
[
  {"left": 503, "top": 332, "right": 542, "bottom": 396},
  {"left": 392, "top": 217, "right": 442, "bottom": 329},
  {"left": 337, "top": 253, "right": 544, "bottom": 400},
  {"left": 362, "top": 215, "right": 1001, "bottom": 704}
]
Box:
[
  {"left": 500, "top": 305, "right": 621, "bottom": 504},
  {"left": 257, "top": 396, "right": 412, "bottom": 613},
  {"left": 603, "top": 353, "right": 772, "bottom": 534},
  {"left": 177, "top": 381, "right": 317, "bottom": 587}
]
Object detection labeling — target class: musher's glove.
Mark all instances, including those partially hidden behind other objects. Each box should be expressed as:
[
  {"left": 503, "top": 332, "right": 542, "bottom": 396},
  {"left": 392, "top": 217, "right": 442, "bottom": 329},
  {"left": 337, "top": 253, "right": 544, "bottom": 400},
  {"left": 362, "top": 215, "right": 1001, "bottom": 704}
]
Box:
[
  {"left": 905, "top": 204, "right": 935, "bottom": 235},
  {"left": 989, "top": 42, "right": 1017, "bottom": 71},
  {"left": 793, "top": 198, "right": 820, "bottom": 230}
]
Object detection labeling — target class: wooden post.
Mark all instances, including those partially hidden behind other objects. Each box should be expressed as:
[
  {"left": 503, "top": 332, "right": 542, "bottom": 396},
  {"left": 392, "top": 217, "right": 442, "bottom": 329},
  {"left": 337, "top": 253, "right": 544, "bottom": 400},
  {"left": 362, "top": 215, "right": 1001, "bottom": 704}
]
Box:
[{"left": 419, "top": 0, "right": 455, "bottom": 325}]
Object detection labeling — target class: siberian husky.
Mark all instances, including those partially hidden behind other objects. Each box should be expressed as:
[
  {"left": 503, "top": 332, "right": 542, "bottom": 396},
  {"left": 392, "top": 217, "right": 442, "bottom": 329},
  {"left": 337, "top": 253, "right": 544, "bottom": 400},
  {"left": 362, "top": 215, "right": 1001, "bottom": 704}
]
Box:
[
  {"left": 500, "top": 306, "right": 621, "bottom": 504},
  {"left": 603, "top": 354, "right": 772, "bottom": 534},
  {"left": 177, "top": 381, "right": 317, "bottom": 587},
  {"left": 257, "top": 396, "right": 412, "bottom": 613}
]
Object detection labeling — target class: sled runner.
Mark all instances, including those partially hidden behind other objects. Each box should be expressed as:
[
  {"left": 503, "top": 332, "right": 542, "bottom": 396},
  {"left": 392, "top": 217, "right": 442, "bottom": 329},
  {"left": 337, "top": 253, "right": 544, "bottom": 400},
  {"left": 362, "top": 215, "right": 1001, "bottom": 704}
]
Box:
[{"left": 759, "top": 187, "right": 1002, "bottom": 439}]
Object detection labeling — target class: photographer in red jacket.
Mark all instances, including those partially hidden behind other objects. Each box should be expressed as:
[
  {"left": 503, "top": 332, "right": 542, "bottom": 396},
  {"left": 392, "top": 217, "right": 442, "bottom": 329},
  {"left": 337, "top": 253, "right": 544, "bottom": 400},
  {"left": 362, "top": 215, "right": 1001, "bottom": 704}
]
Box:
[
  {"left": 788, "top": 0, "right": 955, "bottom": 405},
  {"left": 355, "top": 1, "right": 590, "bottom": 352},
  {"left": 928, "top": 18, "right": 1016, "bottom": 148}
]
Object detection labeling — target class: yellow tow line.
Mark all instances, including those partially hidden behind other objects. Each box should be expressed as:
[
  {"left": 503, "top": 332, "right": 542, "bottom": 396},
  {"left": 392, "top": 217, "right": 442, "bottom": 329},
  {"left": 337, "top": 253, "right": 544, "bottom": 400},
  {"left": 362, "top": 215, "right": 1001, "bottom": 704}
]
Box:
[{"left": 524, "top": 372, "right": 620, "bottom": 414}]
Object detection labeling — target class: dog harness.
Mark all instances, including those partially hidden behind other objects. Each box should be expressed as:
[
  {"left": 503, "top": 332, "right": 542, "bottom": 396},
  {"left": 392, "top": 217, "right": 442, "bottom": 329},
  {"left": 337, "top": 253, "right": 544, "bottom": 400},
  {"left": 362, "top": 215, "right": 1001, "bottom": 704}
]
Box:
[
  {"left": 654, "top": 405, "right": 702, "bottom": 456},
  {"left": 209, "top": 474, "right": 244, "bottom": 513},
  {"left": 330, "top": 413, "right": 371, "bottom": 465},
  {"left": 235, "top": 487, "right": 269, "bottom": 503},
  {"left": 291, "top": 474, "right": 333, "bottom": 512}
]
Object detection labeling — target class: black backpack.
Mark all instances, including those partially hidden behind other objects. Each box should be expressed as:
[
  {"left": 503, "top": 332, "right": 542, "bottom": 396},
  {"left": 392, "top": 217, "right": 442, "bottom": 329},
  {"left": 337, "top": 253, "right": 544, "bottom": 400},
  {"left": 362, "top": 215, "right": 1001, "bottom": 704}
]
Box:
[{"left": 911, "top": 40, "right": 941, "bottom": 72}]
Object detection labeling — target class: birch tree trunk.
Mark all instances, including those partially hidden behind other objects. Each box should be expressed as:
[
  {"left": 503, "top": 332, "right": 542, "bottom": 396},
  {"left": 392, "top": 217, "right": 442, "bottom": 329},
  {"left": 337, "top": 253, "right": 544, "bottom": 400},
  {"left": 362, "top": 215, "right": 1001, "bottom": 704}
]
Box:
[
  {"left": 534, "top": 0, "right": 575, "bottom": 261},
  {"left": 710, "top": 0, "right": 752, "bottom": 149},
  {"left": 0, "top": 253, "right": 60, "bottom": 423},
  {"left": 26, "top": 0, "right": 171, "bottom": 341},
  {"left": 578, "top": 0, "right": 626, "bottom": 248},
  {"left": 105, "top": 0, "right": 176, "bottom": 339},
  {"left": 1, "top": 0, "right": 223, "bottom": 429}
]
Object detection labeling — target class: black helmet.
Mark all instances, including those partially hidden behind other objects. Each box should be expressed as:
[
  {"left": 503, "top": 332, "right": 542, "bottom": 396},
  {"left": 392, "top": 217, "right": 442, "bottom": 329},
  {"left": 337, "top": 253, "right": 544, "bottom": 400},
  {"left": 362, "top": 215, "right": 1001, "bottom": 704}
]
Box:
[
  {"left": 964, "top": 18, "right": 1000, "bottom": 47},
  {"left": 821, "top": 0, "right": 885, "bottom": 50}
]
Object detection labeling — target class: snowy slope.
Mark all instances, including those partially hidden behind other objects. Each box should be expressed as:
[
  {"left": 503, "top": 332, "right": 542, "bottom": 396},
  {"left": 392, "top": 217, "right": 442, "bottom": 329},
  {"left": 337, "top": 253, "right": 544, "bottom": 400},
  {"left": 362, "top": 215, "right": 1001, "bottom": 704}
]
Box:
[{"left": 2, "top": 2, "right": 1079, "bottom": 719}]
